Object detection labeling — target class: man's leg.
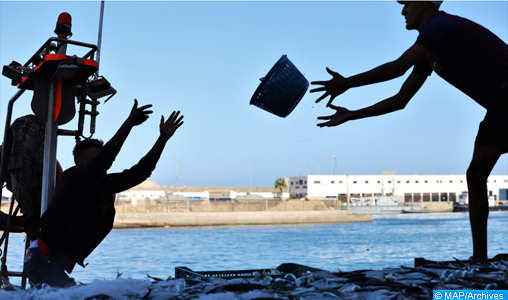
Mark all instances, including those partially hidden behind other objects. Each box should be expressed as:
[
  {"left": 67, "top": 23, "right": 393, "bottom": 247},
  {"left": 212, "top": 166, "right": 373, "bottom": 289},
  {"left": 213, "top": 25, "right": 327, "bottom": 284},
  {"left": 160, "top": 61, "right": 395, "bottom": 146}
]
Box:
[
  {"left": 24, "top": 248, "right": 75, "bottom": 288},
  {"left": 466, "top": 146, "right": 505, "bottom": 259}
]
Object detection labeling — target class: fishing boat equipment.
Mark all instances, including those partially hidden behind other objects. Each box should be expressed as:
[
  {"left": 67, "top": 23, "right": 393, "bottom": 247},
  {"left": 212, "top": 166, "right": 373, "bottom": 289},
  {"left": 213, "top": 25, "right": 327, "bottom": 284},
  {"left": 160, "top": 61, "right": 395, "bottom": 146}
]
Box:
[{"left": 0, "top": 3, "right": 114, "bottom": 288}]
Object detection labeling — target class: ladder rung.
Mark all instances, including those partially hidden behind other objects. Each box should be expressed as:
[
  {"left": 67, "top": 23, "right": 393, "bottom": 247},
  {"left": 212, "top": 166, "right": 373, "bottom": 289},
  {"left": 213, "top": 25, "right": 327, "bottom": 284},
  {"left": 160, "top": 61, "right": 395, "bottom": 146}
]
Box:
[{"left": 7, "top": 271, "right": 23, "bottom": 277}]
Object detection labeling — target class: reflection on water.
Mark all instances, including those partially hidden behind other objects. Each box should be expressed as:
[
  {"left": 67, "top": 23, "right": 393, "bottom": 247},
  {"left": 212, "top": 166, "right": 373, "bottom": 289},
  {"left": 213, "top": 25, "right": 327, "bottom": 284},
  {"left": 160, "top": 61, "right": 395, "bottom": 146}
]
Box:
[{"left": 5, "top": 212, "right": 508, "bottom": 285}]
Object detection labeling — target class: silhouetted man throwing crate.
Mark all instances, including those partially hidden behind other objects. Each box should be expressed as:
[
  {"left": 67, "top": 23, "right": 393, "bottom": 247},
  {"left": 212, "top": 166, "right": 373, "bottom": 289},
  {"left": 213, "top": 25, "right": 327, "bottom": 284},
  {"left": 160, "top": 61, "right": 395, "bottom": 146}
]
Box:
[{"left": 311, "top": 1, "right": 508, "bottom": 260}]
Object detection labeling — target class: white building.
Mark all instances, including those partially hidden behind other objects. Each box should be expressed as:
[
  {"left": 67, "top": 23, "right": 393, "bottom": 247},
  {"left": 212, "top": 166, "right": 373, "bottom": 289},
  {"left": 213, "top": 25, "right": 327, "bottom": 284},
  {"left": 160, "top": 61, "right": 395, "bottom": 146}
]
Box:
[
  {"left": 230, "top": 191, "right": 290, "bottom": 199},
  {"left": 289, "top": 173, "right": 508, "bottom": 204},
  {"left": 118, "top": 181, "right": 211, "bottom": 205}
]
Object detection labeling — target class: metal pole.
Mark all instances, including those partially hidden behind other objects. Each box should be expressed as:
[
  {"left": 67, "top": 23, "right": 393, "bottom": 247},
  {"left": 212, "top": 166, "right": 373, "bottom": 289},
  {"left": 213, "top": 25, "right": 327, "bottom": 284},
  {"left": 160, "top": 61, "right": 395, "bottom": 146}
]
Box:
[
  {"left": 166, "top": 192, "right": 169, "bottom": 212},
  {"left": 0, "top": 89, "right": 26, "bottom": 287},
  {"left": 0, "top": 89, "right": 26, "bottom": 186},
  {"left": 176, "top": 166, "right": 179, "bottom": 212},
  {"left": 94, "top": 0, "right": 105, "bottom": 80},
  {"left": 248, "top": 165, "right": 252, "bottom": 191},
  {"left": 347, "top": 174, "right": 350, "bottom": 212},
  {"left": 40, "top": 80, "right": 58, "bottom": 215}
]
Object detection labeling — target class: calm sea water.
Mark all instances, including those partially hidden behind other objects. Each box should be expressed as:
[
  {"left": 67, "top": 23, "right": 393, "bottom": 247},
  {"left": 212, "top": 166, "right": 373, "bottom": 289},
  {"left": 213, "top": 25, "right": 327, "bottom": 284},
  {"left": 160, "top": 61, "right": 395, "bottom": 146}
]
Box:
[{"left": 4, "top": 211, "right": 508, "bottom": 285}]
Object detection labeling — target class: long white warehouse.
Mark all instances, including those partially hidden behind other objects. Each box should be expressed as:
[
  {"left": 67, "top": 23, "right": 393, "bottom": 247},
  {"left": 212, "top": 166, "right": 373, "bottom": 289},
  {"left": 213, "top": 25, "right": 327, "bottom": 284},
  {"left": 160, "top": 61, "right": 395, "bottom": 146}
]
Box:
[{"left": 289, "top": 173, "right": 508, "bottom": 204}]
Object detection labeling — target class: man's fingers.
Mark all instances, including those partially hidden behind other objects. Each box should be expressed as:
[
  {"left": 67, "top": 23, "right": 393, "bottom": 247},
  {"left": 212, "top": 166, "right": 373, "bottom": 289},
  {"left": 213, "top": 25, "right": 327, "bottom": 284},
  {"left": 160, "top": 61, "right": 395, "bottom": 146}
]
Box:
[
  {"left": 163, "top": 111, "right": 184, "bottom": 126},
  {"left": 309, "top": 86, "right": 326, "bottom": 93},
  {"left": 310, "top": 80, "right": 328, "bottom": 86},
  {"left": 137, "top": 104, "right": 153, "bottom": 111},
  {"left": 314, "top": 93, "right": 330, "bottom": 103},
  {"left": 317, "top": 121, "right": 332, "bottom": 127},
  {"left": 132, "top": 99, "right": 138, "bottom": 109},
  {"left": 326, "top": 96, "right": 337, "bottom": 107},
  {"left": 317, "top": 115, "right": 332, "bottom": 120},
  {"left": 326, "top": 67, "right": 338, "bottom": 76},
  {"left": 328, "top": 103, "right": 340, "bottom": 110},
  {"left": 169, "top": 111, "right": 180, "bottom": 123}
]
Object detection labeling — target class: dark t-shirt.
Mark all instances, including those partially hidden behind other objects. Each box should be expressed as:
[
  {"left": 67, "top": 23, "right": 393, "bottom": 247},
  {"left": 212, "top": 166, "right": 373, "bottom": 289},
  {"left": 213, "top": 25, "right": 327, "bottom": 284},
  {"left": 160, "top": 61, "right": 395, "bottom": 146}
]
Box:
[
  {"left": 413, "top": 11, "right": 508, "bottom": 111},
  {"left": 38, "top": 143, "right": 159, "bottom": 271}
]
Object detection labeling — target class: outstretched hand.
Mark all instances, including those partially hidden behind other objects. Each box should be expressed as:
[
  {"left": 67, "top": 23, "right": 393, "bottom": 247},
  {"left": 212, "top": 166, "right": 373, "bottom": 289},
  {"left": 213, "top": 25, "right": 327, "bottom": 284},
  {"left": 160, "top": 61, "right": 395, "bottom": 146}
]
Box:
[
  {"left": 126, "top": 99, "right": 153, "bottom": 127},
  {"left": 317, "top": 104, "right": 352, "bottom": 128},
  {"left": 310, "top": 68, "right": 349, "bottom": 107},
  {"left": 160, "top": 111, "right": 184, "bottom": 140}
]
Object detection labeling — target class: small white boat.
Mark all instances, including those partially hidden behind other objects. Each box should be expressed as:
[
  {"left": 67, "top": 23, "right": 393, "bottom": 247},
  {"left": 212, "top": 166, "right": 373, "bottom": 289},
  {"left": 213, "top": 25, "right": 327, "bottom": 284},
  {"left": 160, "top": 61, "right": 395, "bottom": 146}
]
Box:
[
  {"left": 342, "top": 196, "right": 403, "bottom": 214},
  {"left": 402, "top": 204, "right": 430, "bottom": 213}
]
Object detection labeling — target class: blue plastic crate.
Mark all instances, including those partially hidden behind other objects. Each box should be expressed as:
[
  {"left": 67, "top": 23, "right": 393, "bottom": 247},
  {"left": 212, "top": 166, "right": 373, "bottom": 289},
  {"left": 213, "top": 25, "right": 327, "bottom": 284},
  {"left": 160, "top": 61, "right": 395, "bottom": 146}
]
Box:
[{"left": 250, "top": 55, "right": 309, "bottom": 118}]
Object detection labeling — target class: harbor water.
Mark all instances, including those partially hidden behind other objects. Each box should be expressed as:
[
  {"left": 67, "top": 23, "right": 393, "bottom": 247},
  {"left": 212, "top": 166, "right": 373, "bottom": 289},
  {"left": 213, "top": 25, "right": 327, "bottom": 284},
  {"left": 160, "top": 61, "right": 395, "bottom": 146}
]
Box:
[{"left": 4, "top": 211, "right": 508, "bottom": 285}]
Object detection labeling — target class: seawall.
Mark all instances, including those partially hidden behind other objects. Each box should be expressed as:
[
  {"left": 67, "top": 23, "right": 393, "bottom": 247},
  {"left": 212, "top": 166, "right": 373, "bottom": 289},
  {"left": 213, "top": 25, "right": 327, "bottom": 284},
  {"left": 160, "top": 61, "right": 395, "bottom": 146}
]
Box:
[{"left": 113, "top": 210, "right": 372, "bottom": 228}]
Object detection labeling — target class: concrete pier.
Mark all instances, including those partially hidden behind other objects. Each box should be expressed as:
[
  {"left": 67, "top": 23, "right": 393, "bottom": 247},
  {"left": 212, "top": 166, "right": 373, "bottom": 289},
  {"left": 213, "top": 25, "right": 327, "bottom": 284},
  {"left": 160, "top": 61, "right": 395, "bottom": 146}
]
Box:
[{"left": 113, "top": 210, "right": 372, "bottom": 228}]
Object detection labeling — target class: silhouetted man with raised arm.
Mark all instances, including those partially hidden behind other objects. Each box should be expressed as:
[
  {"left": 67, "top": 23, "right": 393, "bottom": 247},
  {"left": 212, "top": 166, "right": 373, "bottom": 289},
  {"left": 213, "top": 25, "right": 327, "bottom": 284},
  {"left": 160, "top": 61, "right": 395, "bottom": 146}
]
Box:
[
  {"left": 24, "top": 99, "right": 184, "bottom": 288},
  {"left": 311, "top": 1, "right": 508, "bottom": 260}
]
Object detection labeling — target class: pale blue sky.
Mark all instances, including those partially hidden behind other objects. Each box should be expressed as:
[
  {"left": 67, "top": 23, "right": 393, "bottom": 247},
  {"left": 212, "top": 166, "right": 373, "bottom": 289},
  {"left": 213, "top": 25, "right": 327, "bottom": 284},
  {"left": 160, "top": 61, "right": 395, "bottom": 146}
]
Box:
[{"left": 1, "top": 1, "right": 507, "bottom": 187}]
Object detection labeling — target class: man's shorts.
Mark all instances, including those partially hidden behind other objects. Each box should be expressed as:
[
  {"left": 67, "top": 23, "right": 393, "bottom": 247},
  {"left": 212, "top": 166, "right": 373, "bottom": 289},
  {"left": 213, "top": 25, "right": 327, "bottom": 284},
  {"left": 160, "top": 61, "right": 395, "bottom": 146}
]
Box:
[{"left": 474, "top": 104, "right": 508, "bottom": 149}]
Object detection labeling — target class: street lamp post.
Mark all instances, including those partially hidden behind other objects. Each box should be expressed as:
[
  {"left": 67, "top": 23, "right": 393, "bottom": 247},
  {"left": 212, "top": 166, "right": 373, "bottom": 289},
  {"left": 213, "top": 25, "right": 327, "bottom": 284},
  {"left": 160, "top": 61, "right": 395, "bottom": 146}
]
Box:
[{"left": 248, "top": 165, "right": 252, "bottom": 189}]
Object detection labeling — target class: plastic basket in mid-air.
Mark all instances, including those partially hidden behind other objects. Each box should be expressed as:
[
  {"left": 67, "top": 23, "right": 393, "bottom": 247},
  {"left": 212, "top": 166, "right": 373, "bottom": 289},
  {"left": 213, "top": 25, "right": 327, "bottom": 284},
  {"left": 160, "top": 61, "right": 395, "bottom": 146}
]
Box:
[{"left": 250, "top": 55, "right": 309, "bottom": 118}]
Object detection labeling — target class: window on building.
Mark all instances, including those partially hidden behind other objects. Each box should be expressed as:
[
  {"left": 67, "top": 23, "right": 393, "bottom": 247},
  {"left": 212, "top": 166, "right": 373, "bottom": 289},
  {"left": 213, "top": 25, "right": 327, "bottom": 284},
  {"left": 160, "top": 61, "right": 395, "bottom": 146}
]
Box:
[
  {"left": 314, "top": 181, "right": 321, "bottom": 184},
  {"left": 397, "top": 181, "right": 401, "bottom": 184},
  {"left": 303, "top": 186, "right": 307, "bottom": 188},
  {"left": 388, "top": 181, "right": 392, "bottom": 184},
  {"left": 432, "top": 193, "right": 439, "bottom": 202},
  {"left": 365, "top": 181, "right": 369, "bottom": 184},
  {"left": 291, "top": 182, "right": 293, "bottom": 185},
  {"left": 331, "top": 181, "right": 335, "bottom": 184},
  {"left": 415, "top": 181, "right": 419, "bottom": 184},
  {"left": 504, "top": 180, "right": 508, "bottom": 183},
  {"left": 353, "top": 181, "right": 357, "bottom": 184},
  {"left": 296, "top": 186, "right": 300, "bottom": 189},
  {"left": 424, "top": 181, "right": 428, "bottom": 183},
  {"left": 423, "top": 193, "right": 430, "bottom": 202},
  {"left": 414, "top": 193, "right": 422, "bottom": 202},
  {"left": 449, "top": 180, "right": 453, "bottom": 183},
  {"left": 494, "top": 180, "right": 496, "bottom": 183},
  {"left": 377, "top": 181, "right": 381, "bottom": 184},
  {"left": 460, "top": 180, "right": 463, "bottom": 183},
  {"left": 404, "top": 193, "right": 412, "bottom": 202},
  {"left": 339, "top": 181, "right": 343, "bottom": 184},
  {"left": 305, "top": 181, "right": 307, "bottom": 184},
  {"left": 449, "top": 193, "right": 456, "bottom": 202},
  {"left": 406, "top": 181, "right": 410, "bottom": 184}
]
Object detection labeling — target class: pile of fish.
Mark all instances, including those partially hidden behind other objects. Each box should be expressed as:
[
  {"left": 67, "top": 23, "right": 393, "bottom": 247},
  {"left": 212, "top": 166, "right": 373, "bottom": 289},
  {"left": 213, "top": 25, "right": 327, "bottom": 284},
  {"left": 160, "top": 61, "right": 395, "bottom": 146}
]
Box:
[
  {"left": 100, "top": 260, "right": 508, "bottom": 299},
  {"left": 3, "top": 259, "right": 508, "bottom": 299}
]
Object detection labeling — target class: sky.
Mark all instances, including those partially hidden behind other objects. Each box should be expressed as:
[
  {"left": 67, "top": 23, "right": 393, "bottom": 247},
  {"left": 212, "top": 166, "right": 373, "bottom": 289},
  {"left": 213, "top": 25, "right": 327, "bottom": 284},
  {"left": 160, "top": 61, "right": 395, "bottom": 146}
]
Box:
[{"left": 1, "top": 1, "right": 508, "bottom": 188}]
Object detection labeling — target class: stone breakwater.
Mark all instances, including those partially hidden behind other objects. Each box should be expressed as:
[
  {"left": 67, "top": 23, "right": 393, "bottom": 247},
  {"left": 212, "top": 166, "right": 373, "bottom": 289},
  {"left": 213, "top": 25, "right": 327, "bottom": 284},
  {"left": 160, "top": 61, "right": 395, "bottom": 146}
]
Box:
[
  {"left": 113, "top": 210, "right": 372, "bottom": 228},
  {"left": 2, "top": 259, "right": 508, "bottom": 299}
]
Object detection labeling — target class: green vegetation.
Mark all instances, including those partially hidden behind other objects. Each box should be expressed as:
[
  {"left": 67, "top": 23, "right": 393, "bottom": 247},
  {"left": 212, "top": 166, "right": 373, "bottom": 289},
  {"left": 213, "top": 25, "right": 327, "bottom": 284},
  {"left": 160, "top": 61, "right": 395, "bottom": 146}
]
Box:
[{"left": 274, "top": 177, "right": 287, "bottom": 199}]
